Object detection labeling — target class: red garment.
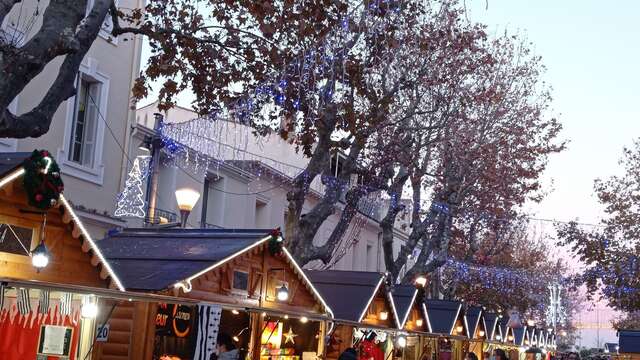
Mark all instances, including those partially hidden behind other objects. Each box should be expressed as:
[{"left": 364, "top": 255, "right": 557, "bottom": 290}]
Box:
[{"left": 359, "top": 340, "right": 384, "bottom": 360}]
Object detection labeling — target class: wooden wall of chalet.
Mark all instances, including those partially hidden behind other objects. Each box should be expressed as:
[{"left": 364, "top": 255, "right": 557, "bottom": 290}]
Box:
[
  {"left": 404, "top": 306, "right": 426, "bottom": 332},
  {"left": 101, "top": 242, "right": 326, "bottom": 359},
  {"left": 327, "top": 324, "right": 355, "bottom": 360},
  {"left": 0, "top": 182, "right": 107, "bottom": 288},
  {"left": 181, "top": 243, "right": 323, "bottom": 313},
  {"left": 361, "top": 288, "right": 395, "bottom": 328},
  {"left": 92, "top": 301, "right": 157, "bottom": 360}
]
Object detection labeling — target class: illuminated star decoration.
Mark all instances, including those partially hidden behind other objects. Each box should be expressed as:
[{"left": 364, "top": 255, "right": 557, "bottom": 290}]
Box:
[{"left": 284, "top": 327, "right": 298, "bottom": 345}]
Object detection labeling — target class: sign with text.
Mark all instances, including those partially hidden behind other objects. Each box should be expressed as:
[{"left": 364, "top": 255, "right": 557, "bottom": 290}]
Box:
[
  {"left": 96, "top": 324, "right": 110, "bottom": 342},
  {"left": 37, "top": 325, "right": 73, "bottom": 356}
]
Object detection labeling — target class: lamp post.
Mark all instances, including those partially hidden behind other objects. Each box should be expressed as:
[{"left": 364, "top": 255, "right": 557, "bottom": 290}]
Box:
[
  {"left": 145, "top": 113, "right": 165, "bottom": 226},
  {"left": 175, "top": 188, "right": 201, "bottom": 228}
]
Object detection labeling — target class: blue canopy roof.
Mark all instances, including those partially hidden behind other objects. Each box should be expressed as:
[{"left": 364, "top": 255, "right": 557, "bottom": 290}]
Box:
[
  {"left": 483, "top": 312, "right": 500, "bottom": 340},
  {"left": 619, "top": 330, "right": 640, "bottom": 353},
  {"left": 423, "top": 299, "right": 462, "bottom": 335},
  {"left": 305, "top": 270, "right": 385, "bottom": 323},
  {"left": 98, "top": 228, "right": 271, "bottom": 290},
  {"left": 498, "top": 317, "right": 511, "bottom": 342},
  {"left": 513, "top": 327, "right": 527, "bottom": 346},
  {"left": 390, "top": 285, "right": 418, "bottom": 328},
  {"left": 465, "top": 306, "right": 483, "bottom": 338},
  {"left": 0, "top": 152, "right": 30, "bottom": 177}
]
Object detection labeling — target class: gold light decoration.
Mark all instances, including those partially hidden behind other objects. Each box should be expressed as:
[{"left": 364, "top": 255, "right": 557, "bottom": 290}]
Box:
[{"left": 284, "top": 328, "right": 298, "bottom": 344}]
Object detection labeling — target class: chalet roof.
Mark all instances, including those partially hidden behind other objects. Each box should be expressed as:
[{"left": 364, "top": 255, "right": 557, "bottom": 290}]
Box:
[
  {"left": 483, "top": 312, "right": 500, "bottom": 340},
  {"left": 465, "top": 306, "right": 483, "bottom": 338},
  {"left": 498, "top": 317, "right": 511, "bottom": 342},
  {"left": 0, "top": 152, "right": 30, "bottom": 177},
  {"left": 513, "top": 326, "right": 527, "bottom": 346},
  {"left": 619, "top": 330, "right": 640, "bottom": 353},
  {"left": 422, "top": 299, "right": 463, "bottom": 335},
  {"left": 99, "top": 228, "right": 272, "bottom": 290},
  {"left": 0, "top": 152, "right": 124, "bottom": 291},
  {"left": 305, "top": 270, "right": 386, "bottom": 323},
  {"left": 390, "top": 285, "right": 418, "bottom": 329},
  {"left": 98, "top": 228, "right": 334, "bottom": 316}
]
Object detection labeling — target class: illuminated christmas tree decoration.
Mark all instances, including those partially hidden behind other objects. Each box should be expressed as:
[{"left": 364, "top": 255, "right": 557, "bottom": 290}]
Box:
[{"left": 115, "top": 156, "right": 150, "bottom": 218}]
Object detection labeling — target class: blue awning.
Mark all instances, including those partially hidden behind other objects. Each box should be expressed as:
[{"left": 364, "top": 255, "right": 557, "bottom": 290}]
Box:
[
  {"left": 306, "top": 270, "right": 386, "bottom": 323},
  {"left": 465, "top": 306, "right": 483, "bottom": 338},
  {"left": 99, "top": 228, "right": 272, "bottom": 290},
  {"left": 423, "top": 299, "right": 462, "bottom": 335},
  {"left": 483, "top": 312, "right": 500, "bottom": 340},
  {"left": 619, "top": 330, "right": 640, "bottom": 353},
  {"left": 390, "top": 285, "right": 418, "bottom": 329}
]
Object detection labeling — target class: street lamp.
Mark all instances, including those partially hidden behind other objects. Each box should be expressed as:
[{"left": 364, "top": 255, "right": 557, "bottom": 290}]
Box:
[
  {"left": 31, "top": 241, "right": 50, "bottom": 271},
  {"left": 277, "top": 284, "right": 289, "bottom": 301},
  {"left": 175, "top": 188, "right": 200, "bottom": 227}
]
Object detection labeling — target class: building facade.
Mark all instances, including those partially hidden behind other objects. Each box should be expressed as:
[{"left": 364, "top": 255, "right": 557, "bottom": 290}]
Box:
[
  {"left": 131, "top": 101, "right": 412, "bottom": 274},
  {"left": 0, "top": 0, "right": 145, "bottom": 237}
]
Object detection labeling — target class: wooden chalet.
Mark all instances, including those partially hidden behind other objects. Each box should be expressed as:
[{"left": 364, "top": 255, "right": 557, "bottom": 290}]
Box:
[
  {"left": 618, "top": 330, "right": 640, "bottom": 360},
  {"left": 305, "top": 270, "right": 400, "bottom": 360},
  {"left": 95, "top": 227, "right": 333, "bottom": 360},
  {"left": 0, "top": 151, "right": 187, "bottom": 360}
]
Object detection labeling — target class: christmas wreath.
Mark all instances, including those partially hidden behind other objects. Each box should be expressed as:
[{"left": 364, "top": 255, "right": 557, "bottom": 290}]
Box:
[
  {"left": 22, "top": 149, "right": 64, "bottom": 209},
  {"left": 268, "top": 228, "right": 283, "bottom": 256}
]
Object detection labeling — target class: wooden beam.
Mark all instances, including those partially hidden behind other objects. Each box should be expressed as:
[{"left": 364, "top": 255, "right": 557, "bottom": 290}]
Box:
[
  {"left": 90, "top": 254, "right": 100, "bottom": 267},
  {"left": 62, "top": 209, "right": 72, "bottom": 224},
  {"left": 72, "top": 225, "right": 82, "bottom": 239},
  {"left": 100, "top": 267, "right": 109, "bottom": 280},
  {"left": 81, "top": 239, "right": 91, "bottom": 253}
]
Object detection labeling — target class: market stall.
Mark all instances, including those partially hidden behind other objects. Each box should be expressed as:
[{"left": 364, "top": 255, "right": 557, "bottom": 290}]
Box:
[
  {"left": 422, "top": 299, "right": 468, "bottom": 360},
  {"left": 495, "top": 317, "right": 518, "bottom": 360},
  {"left": 391, "top": 284, "right": 432, "bottom": 360},
  {"left": 464, "top": 306, "right": 485, "bottom": 360},
  {"left": 0, "top": 150, "right": 182, "bottom": 360},
  {"left": 480, "top": 312, "right": 502, "bottom": 360},
  {"left": 96, "top": 227, "right": 333, "bottom": 360},
  {"left": 305, "top": 270, "right": 401, "bottom": 360}
]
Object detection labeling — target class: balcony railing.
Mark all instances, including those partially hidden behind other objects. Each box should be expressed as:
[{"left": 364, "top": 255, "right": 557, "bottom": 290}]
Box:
[
  {"left": 145, "top": 208, "right": 177, "bottom": 225},
  {"left": 201, "top": 222, "right": 224, "bottom": 229}
]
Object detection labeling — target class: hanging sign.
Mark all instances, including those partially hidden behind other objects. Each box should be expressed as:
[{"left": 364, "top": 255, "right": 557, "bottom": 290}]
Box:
[
  {"left": 96, "top": 324, "right": 110, "bottom": 342},
  {"left": 37, "top": 325, "right": 73, "bottom": 356},
  {"left": 156, "top": 303, "right": 195, "bottom": 338}
]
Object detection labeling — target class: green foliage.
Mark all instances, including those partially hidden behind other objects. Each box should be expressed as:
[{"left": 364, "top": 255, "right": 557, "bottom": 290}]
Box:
[{"left": 22, "top": 149, "right": 64, "bottom": 210}]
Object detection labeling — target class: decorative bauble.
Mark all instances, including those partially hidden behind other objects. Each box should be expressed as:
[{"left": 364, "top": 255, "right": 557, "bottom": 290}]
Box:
[
  {"left": 50, "top": 199, "right": 57, "bottom": 206},
  {"left": 35, "top": 194, "right": 43, "bottom": 202}
]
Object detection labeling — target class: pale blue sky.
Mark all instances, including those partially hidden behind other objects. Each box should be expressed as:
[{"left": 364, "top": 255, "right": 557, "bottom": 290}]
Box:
[
  {"left": 466, "top": 0, "right": 640, "bottom": 347},
  {"left": 466, "top": 0, "right": 640, "bottom": 224}
]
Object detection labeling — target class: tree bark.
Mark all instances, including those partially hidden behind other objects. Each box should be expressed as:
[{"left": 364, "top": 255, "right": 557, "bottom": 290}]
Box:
[
  {"left": 0, "top": 0, "right": 21, "bottom": 24},
  {"left": 380, "top": 167, "right": 409, "bottom": 276},
  {"left": 0, "top": 0, "right": 111, "bottom": 138}
]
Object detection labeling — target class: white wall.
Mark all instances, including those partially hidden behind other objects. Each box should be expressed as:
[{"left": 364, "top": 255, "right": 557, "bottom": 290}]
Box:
[{"left": 1, "top": 0, "right": 144, "bottom": 239}]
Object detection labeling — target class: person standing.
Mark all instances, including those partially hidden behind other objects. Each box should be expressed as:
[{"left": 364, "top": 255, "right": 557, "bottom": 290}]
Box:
[{"left": 215, "top": 333, "right": 239, "bottom": 360}]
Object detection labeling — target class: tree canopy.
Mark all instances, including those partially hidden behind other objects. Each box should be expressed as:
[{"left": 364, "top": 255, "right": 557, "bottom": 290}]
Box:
[
  {"left": 2, "top": 0, "right": 566, "bottom": 314},
  {"left": 557, "top": 140, "right": 640, "bottom": 313}
]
